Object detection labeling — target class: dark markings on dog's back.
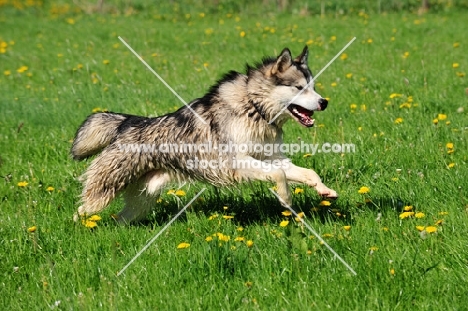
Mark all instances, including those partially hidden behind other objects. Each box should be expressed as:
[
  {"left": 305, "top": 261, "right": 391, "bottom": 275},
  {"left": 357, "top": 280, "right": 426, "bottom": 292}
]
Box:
[
  {"left": 199, "top": 70, "right": 242, "bottom": 106},
  {"left": 116, "top": 114, "right": 150, "bottom": 134}
]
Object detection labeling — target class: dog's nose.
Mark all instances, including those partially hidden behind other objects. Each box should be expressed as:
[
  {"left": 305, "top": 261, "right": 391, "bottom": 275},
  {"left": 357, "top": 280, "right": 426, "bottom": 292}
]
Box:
[{"left": 319, "top": 98, "right": 328, "bottom": 111}]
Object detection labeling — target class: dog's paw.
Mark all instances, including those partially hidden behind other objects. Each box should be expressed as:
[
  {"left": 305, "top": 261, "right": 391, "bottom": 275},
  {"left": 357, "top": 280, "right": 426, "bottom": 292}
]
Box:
[
  {"left": 277, "top": 193, "right": 292, "bottom": 207},
  {"left": 315, "top": 184, "right": 338, "bottom": 199},
  {"left": 73, "top": 213, "right": 80, "bottom": 222}
]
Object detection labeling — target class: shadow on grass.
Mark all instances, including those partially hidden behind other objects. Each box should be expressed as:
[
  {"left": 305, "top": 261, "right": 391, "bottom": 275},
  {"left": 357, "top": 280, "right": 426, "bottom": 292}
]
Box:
[{"left": 131, "top": 183, "right": 408, "bottom": 228}]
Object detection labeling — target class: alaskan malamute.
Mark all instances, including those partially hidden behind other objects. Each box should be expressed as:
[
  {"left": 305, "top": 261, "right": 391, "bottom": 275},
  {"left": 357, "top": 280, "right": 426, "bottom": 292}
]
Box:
[{"left": 72, "top": 46, "right": 337, "bottom": 223}]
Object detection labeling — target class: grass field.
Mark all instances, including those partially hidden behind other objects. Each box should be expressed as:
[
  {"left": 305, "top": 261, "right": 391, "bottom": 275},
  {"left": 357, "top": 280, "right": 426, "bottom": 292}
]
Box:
[{"left": 1, "top": 1, "right": 467, "bottom": 309}]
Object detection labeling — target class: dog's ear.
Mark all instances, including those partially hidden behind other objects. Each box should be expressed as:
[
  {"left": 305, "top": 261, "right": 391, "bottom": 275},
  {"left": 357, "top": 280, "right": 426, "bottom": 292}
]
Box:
[
  {"left": 294, "top": 45, "right": 309, "bottom": 66},
  {"left": 272, "top": 48, "right": 292, "bottom": 75}
]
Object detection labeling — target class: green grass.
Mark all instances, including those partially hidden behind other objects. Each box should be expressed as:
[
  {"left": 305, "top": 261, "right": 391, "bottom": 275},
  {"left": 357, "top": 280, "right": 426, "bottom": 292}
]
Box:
[{"left": 1, "top": 1, "right": 467, "bottom": 310}]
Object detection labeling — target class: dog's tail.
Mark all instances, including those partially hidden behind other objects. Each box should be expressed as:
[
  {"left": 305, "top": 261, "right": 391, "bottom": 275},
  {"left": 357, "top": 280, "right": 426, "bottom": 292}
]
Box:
[{"left": 71, "top": 112, "right": 148, "bottom": 160}]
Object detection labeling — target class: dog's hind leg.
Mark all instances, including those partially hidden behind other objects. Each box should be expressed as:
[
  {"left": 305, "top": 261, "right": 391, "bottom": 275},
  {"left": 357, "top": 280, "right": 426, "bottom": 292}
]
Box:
[
  {"left": 73, "top": 147, "right": 141, "bottom": 222},
  {"left": 116, "top": 170, "right": 172, "bottom": 224},
  {"left": 233, "top": 156, "right": 292, "bottom": 207}
]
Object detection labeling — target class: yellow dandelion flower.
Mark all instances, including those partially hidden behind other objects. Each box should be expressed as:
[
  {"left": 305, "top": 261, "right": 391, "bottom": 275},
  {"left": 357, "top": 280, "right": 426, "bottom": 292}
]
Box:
[
  {"left": 360, "top": 104, "right": 367, "bottom": 111},
  {"left": 167, "top": 189, "right": 175, "bottom": 195},
  {"left": 399, "top": 103, "right": 411, "bottom": 109},
  {"left": 432, "top": 118, "right": 439, "bottom": 125},
  {"left": 46, "top": 186, "right": 55, "bottom": 192},
  {"left": 367, "top": 38, "right": 373, "bottom": 43},
  {"left": 403, "top": 205, "right": 413, "bottom": 211},
  {"left": 389, "top": 93, "right": 402, "bottom": 99},
  {"left": 88, "top": 215, "right": 102, "bottom": 221},
  {"left": 208, "top": 214, "right": 218, "bottom": 220},
  {"left": 303, "top": 153, "right": 312, "bottom": 158},
  {"left": 4, "top": 70, "right": 11, "bottom": 76},
  {"left": 246, "top": 240, "right": 254, "bottom": 248},
  {"left": 237, "top": 226, "right": 244, "bottom": 231},
  {"left": 83, "top": 220, "right": 98, "bottom": 228},
  {"left": 425, "top": 226, "right": 437, "bottom": 233},
  {"left": 234, "top": 236, "right": 245, "bottom": 242},
  {"left": 435, "top": 219, "right": 444, "bottom": 226},
  {"left": 452, "top": 63, "right": 459, "bottom": 69},
  {"left": 330, "top": 36, "right": 336, "bottom": 41},
  {"left": 340, "top": 53, "right": 348, "bottom": 60},
  {"left": 415, "top": 212, "right": 425, "bottom": 219},
  {"left": 103, "top": 60, "right": 110, "bottom": 65},
  {"left": 319, "top": 200, "right": 331, "bottom": 206},
  {"left": 17, "top": 66, "right": 28, "bottom": 73},
  {"left": 399, "top": 211, "right": 415, "bottom": 219},
  {"left": 281, "top": 211, "right": 292, "bottom": 216},
  {"left": 416, "top": 226, "right": 425, "bottom": 232},
  {"left": 437, "top": 114, "right": 447, "bottom": 120},
  {"left": 390, "top": 269, "right": 395, "bottom": 275},
  {"left": 369, "top": 246, "right": 378, "bottom": 251},
  {"left": 331, "top": 82, "right": 337, "bottom": 87},
  {"left": 453, "top": 42, "right": 459, "bottom": 48},
  {"left": 240, "top": 31, "right": 246, "bottom": 38},
  {"left": 17, "top": 181, "right": 29, "bottom": 187},
  {"left": 216, "top": 233, "right": 230, "bottom": 242},
  {"left": 27, "top": 226, "right": 37, "bottom": 233},
  {"left": 322, "top": 233, "right": 333, "bottom": 238},
  {"left": 205, "top": 236, "right": 213, "bottom": 242},
  {"left": 177, "top": 242, "right": 190, "bottom": 249},
  {"left": 402, "top": 51, "right": 409, "bottom": 58},
  {"left": 271, "top": 185, "right": 278, "bottom": 191},
  {"left": 350, "top": 104, "right": 357, "bottom": 110},
  {"left": 358, "top": 186, "right": 370, "bottom": 194},
  {"left": 245, "top": 281, "right": 253, "bottom": 287},
  {"left": 175, "top": 189, "right": 186, "bottom": 197},
  {"left": 456, "top": 72, "right": 466, "bottom": 77},
  {"left": 446, "top": 142, "right": 454, "bottom": 149},
  {"left": 222, "top": 215, "right": 234, "bottom": 220},
  {"left": 294, "top": 187, "right": 304, "bottom": 195},
  {"left": 391, "top": 177, "right": 399, "bottom": 182},
  {"left": 66, "top": 18, "right": 75, "bottom": 25},
  {"left": 394, "top": 117, "right": 403, "bottom": 124},
  {"left": 439, "top": 211, "right": 449, "bottom": 216},
  {"left": 346, "top": 73, "right": 353, "bottom": 78},
  {"left": 279, "top": 220, "right": 289, "bottom": 227},
  {"left": 343, "top": 225, "right": 351, "bottom": 231}
]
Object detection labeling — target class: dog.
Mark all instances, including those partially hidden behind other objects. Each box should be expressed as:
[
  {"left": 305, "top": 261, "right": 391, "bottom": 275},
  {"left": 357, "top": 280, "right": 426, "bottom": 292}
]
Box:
[{"left": 71, "top": 46, "right": 338, "bottom": 224}]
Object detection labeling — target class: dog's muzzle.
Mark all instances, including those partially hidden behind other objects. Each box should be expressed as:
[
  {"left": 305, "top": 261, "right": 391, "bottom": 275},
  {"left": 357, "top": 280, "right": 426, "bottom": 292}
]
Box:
[{"left": 318, "top": 98, "right": 328, "bottom": 111}]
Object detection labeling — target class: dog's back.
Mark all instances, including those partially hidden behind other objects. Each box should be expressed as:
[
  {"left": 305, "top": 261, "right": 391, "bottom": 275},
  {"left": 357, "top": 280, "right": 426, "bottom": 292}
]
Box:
[{"left": 71, "top": 112, "right": 148, "bottom": 160}]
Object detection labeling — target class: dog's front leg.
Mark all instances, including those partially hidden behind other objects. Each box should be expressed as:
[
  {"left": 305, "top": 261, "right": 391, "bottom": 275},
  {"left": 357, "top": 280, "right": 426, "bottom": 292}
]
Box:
[
  {"left": 233, "top": 156, "right": 292, "bottom": 207},
  {"left": 280, "top": 159, "right": 338, "bottom": 198}
]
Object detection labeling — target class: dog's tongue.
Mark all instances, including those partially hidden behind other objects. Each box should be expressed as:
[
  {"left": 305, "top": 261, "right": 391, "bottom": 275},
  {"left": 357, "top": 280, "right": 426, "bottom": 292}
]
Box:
[{"left": 289, "top": 105, "right": 315, "bottom": 127}]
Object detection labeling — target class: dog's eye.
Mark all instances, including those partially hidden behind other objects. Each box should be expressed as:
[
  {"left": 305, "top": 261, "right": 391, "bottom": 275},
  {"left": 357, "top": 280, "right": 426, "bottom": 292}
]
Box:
[{"left": 295, "top": 86, "right": 304, "bottom": 91}]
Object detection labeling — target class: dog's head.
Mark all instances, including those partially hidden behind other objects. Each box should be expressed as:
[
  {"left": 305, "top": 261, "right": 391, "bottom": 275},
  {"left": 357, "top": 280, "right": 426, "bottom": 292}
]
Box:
[
  {"left": 269, "top": 46, "right": 327, "bottom": 127},
  {"left": 248, "top": 46, "right": 327, "bottom": 127}
]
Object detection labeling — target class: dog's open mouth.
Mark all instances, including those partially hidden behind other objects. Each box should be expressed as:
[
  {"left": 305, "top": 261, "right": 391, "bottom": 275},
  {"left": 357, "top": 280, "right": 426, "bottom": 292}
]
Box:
[{"left": 288, "top": 104, "right": 315, "bottom": 127}]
